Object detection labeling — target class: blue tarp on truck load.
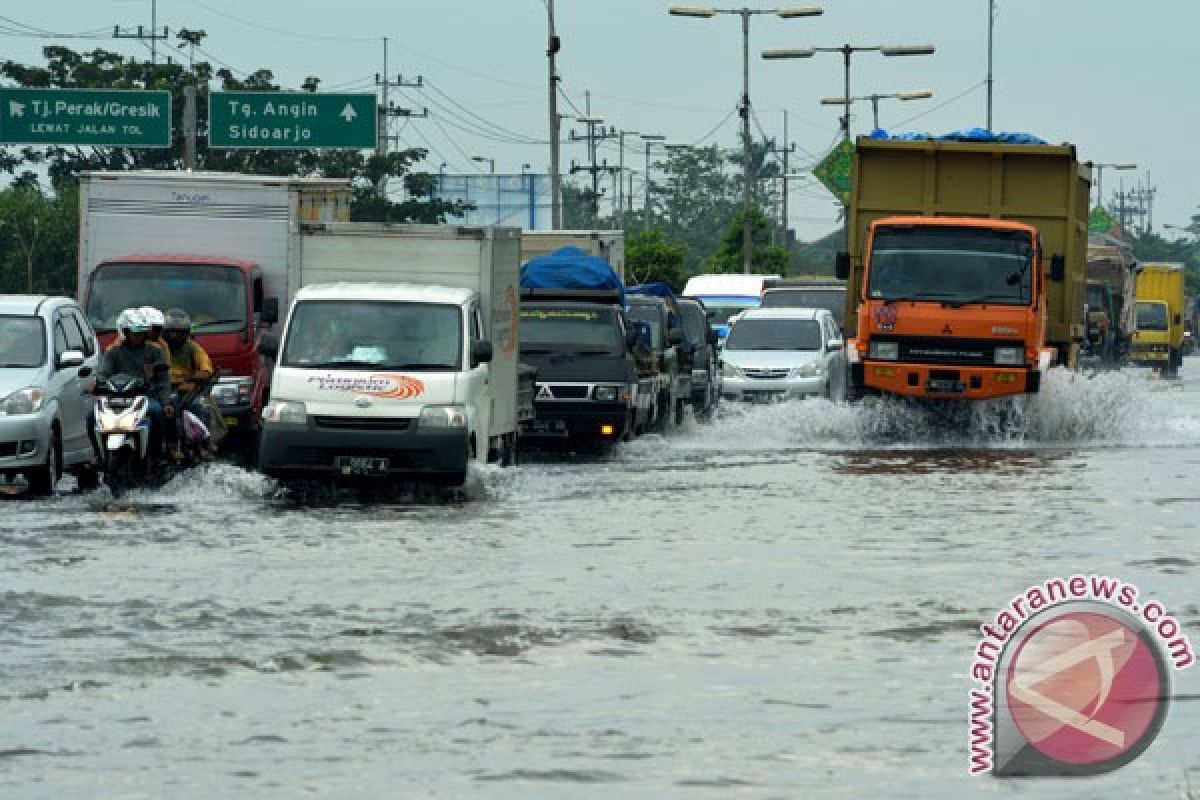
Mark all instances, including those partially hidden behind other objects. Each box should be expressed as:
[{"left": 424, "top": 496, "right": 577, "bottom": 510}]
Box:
[
  {"left": 520, "top": 246, "right": 625, "bottom": 304},
  {"left": 867, "top": 128, "right": 1048, "bottom": 145}
]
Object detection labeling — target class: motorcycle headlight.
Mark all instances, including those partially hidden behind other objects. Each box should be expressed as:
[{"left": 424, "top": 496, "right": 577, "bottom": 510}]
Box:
[
  {"left": 868, "top": 341, "right": 899, "bottom": 361},
  {"left": 261, "top": 401, "right": 307, "bottom": 425},
  {"left": 419, "top": 404, "right": 467, "bottom": 430},
  {"left": 721, "top": 362, "right": 743, "bottom": 378},
  {"left": 994, "top": 346, "right": 1024, "bottom": 366},
  {"left": 0, "top": 387, "right": 46, "bottom": 416},
  {"left": 789, "top": 362, "right": 823, "bottom": 378},
  {"left": 593, "top": 385, "right": 619, "bottom": 402}
]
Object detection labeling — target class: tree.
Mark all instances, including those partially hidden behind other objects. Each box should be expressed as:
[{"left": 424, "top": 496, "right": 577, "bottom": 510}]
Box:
[
  {"left": 626, "top": 229, "right": 688, "bottom": 290},
  {"left": 645, "top": 144, "right": 738, "bottom": 275},
  {"left": 705, "top": 207, "right": 788, "bottom": 274},
  {"left": 0, "top": 183, "right": 77, "bottom": 294}
]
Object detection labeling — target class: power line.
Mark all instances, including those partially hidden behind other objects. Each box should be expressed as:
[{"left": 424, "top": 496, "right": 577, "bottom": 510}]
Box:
[
  {"left": 690, "top": 108, "right": 738, "bottom": 146},
  {"left": 422, "top": 79, "right": 545, "bottom": 144},
  {"left": 892, "top": 81, "right": 986, "bottom": 128},
  {"left": 427, "top": 115, "right": 486, "bottom": 173}
]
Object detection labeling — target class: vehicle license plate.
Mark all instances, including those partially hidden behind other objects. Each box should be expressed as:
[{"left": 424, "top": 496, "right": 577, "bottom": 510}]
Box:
[
  {"left": 531, "top": 419, "right": 568, "bottom": 436},
  {"left": 927, "top": 379, "right": 965, "bottom": 393},
  {"left": 335, "top": 456, "right": 389, "bottom": 475}
]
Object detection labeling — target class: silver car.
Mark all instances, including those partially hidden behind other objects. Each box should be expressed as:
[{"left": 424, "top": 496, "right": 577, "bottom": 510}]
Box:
[
  {"left": 719, "top": 307, "right": 846, "bottom": 402},
  {"left": 0, "top": 296, "right": 100, "bottom": 494}
]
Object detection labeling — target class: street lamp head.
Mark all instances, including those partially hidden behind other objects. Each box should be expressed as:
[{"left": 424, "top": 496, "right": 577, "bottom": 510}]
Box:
[
  {"left": 820, "top": 96, "right": 848, "bottom": 105},
  {"left": 880, "top": 44, "right": 936, "bottom": 56},
  {"left": 762, "top": 47, "right": 815, "bottom": 59},
  {"left": 776, "top": 6, "right": 824, "bottom": 18},
  {"left": 669, "top": 5, "right": 716, "bottom": 17},
  {"left": 898, "top": 90, "right": 933, "bottom": 100},
  {"left": 641, "top": 134, "right": 667, "bottom": 142},
  {"left": 1112, "top": 162, "right": 1137, "bottom": 170},
  {"left": 576, "top": 115, "right": 604, "bottom": 125},
  {"left": 664, "top": 142, "right": 692, "bottom": 150}
]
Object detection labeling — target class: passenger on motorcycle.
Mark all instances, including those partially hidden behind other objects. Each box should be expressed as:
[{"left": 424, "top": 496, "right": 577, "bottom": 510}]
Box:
[
  {"left": 162, "top": 309, "right": 219, "bottom": 458},
  {"left": 140, "top": 306, "right": 171, "bottom": 359},
  {"left": 89, "top": 308, "right": 171, "bottom": 462}
]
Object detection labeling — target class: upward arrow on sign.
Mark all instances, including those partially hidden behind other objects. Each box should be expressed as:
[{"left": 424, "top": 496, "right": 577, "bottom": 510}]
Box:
[{"left": 339, "top": 104, "right": 357, "bottom": 123}]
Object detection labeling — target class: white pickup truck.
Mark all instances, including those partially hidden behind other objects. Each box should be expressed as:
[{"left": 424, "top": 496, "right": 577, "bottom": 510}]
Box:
[{"left": 258, "top": 223, "right": 521, "bottom": 486}]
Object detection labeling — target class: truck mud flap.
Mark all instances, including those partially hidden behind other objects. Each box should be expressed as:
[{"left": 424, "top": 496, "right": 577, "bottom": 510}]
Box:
[{"left": 1025, "top": 370, "right": 1041, "bottom": 394}]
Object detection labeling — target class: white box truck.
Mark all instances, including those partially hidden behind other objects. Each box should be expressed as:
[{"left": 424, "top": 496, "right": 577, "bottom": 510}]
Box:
[
  {"left": 77, "top": 170, "right": 351, "bottom": 450},
  {"left": 258, "top": 223, "right": 521, "bottom": 485}
]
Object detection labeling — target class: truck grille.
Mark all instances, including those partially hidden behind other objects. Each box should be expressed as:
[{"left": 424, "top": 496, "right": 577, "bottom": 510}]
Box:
[
  {"left": 743, "top": 368, "right": 789, "bottom": 379},
  {"left": 313, "top": 416, "right": 411, "bottom": 431},
  {"left": 877, "top": 336, "right": 1025, "bottom": 367}
]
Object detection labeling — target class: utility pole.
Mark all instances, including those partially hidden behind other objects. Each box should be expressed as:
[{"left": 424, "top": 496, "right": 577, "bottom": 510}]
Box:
[
  {"left": 569, "top": 115, "right": 617, "bottom": 225},
  {"left": 780, "top": 111, "right": 792, "bottom": 249},
  {"left": 374, "top": 37, "right": 425, "bottom": 196},
  {"left": 547, "top": 0, "right": 562, "bottom": 229},
  {"left": 113, "top": 23, "right": 170, "bottom": 64},
  {"left": 986, "top": 0, "right": 995, "bottom": 130},
  {"left": 616, "top": 129, "right": 640, "bottom": 231}
]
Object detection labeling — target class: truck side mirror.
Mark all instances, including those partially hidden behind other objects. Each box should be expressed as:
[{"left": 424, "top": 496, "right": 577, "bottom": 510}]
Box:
[
  {"left": 1050, "top": 254, "right": 1065, "bottom": 282},
  {"left": 668, "top": 329, "right": 684, "bottom": 346},
  {"left": 263, "top": 297, "right": 280, "bottom": 325},
  {"left": 707, "top": 328, "right": 719, "bottom": 345},
  {"left": 260, "top": 332, "right": 280, "bottom": 359},
  {"left": 471, "top": 340, "right": 494, "bottom": 367},
  {"left": 835, "top": 251, "right": 851, "bottom": 281}
]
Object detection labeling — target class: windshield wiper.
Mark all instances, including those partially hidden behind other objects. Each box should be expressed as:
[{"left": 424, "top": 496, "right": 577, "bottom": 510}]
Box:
[
  {"left": 192, "top": 318, "right": 246, "bottom": 330},
  {"left": 881, "top": 292, "right": 955, "bottom": 306},
  {"left": 301, "top": 359, "right": 386, "bottom": 369},
  {"left": 520, "top": 347, "right": 556, "bottom": 355},
  {"left": 572, "top": 347, "right": 619, "bottom": 356},
  {"left": 944, "top": 293, "right": 1023, "bottom": 308},
  {"left": 383, "top": 363, "right": 456, "bottom": 370}
]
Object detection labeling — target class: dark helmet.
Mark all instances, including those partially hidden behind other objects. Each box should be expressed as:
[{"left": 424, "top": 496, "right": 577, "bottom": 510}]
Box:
[{"left": 163, "top": 308, "right": 193, "bottom": 333}]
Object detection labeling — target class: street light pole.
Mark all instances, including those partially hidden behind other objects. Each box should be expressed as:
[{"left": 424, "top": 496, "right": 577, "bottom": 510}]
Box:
[
  {"left": 641, "top": 134, "right": 666, "bottom": 225},
  {"left": 986, "top": 0, "right": 995, "bottom": 131},
  {"left": 1092, "top": 162, "right": 1137, "bottom": 209},
  {"left": 671, "top": 5, "right": 823, "bottom": 274},
  {"left": 547, "top": 0, "right": 562, "bottom": 229},
  {"left": 821, "top": 91, "right": 933, "bottom": 131},
  {"left": 617, "top": 129, "right": 639, "bottom": 230}
]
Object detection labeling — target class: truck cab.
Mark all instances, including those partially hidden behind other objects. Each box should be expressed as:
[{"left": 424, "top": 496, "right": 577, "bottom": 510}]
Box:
[
  {"left": 625, "top": 294, "right": 689, "bottom": 429},
  {"left": 83, "top": 255, "right": 278, "bottom": 445},
  {"left": 848, "top": 217, "right": 1052, "bottom": 400},
  {"left": 258, "top": 283, "right": 508, "bottom": 485},
  {"left": 518, "top": 292, "right": 649, "bottom": 447}
]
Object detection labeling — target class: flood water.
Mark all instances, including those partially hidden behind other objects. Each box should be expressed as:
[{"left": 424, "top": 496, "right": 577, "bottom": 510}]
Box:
[{"left": 2, "top": 365, "right": 1198, "bottom": 798}]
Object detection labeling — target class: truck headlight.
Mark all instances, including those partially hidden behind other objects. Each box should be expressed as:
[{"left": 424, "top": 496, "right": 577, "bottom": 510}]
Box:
[
  {"left": 419, "top": 404, "right": 467, "bottom": 430},
  {"left": 593, "top": 385, "right": 619, "bottom": 402},
  {"left": 994, "top": 347, "right": 1024, "bottom": 366},
  {"left": 261, "top": 401, "right": 307, "bottom": 425},
  {"left": 215, "top": 376, "right": 254, "bottom": 407},
  {"left": 0, "top": 387, "right": 46, "bottom": 416},
  {"left": 721, "top": 362, "right": 743, "bottom": 378},
  {"left": 789, "top": 362, "right": 823, "bottom": 378},
  {"left": 868, "top": 341, "right": 899, "bottom": 361}
]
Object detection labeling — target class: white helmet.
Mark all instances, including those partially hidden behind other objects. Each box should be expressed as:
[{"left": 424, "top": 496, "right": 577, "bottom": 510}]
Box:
[
  {"left": 116, "top": 308, "right": 149, "bottom": 334},
  {"left": 139, "top": 306, "right": 165, "bottom": 328}
]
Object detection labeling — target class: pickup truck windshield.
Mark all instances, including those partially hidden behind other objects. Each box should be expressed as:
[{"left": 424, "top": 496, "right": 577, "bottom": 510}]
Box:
[
  {"left": 520, "top": 307, "right": 624, "bottom": 355},
  {"left": 0, "top": 316, "right": 46, "bottom": 368},
  {"left": 283, "top": 300, "right": 462, "bottom": 370},
  {"left": 761, "top": 288, "right": 846, "bottom": 326},
  {"left": 868, "top": 226, "right": 1034, "bottom": 306},
  {"left": 87, "top": 263, "right": 247, "bottom": 334},
  {"left": 1136, "top": 302, "right": 1169, "bottom": 331},
  {"left": 725, "top": 319, "right": 821, "bottom": 352}
]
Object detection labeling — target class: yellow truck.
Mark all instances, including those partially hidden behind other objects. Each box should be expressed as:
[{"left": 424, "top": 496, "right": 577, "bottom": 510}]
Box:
[
  {"left": 1132, "top": 262, "right": 1186, "bottom": 376},
  {"left": 838, "top": 137, "right": 1089, "bottom": 401}
]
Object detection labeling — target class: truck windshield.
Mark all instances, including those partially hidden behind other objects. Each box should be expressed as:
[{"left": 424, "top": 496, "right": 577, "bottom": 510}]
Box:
[
  {"left": 1136, "top": 302, "right": 1168, "bottom": 331},
  {"left": 1085, "top": 285, "right": 1108, "bottom": 313},
  {"left": 520, "top": 307, "right": 624, "bottom": 355},
  {"left": 725, "top": 319, "right": 821, "bottom": 352},
  {"left": 283, "top": 300, "right": 462, "bottom": 370},
  {"left": 761, "top": 289, "right": 846, "bottom": 326},
  {"left": 679, "top": 303, "right": 710, "bottom": 347},
  {"left": 0, "top": 316, "right": 46, "bottom": 368},
  {"left": 868, "top": 227, "right": 1034, "bottom": 305},
  {"left": 87, "top": 263, "right": 247, "bottom": 334}
]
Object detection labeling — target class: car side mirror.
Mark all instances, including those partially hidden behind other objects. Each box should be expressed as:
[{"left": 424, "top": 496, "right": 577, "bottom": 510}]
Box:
[
  {"left": 471, "top": 340, "right": 494, "bottom": 367},
  {"left": 827, "top": 338, "right": 843, "bottom": 351},
  {"left": 57, "top": 349, "right": 85, "bottom": 370},
  {"left": 1050, "top": 254, "right": 1065, "bottom": 282},
  {"left": 835, "top": 251, "right": 851, "bottom": 281},
  {"left": 707, "top": 328, "right": 719, "bottom": 345},
  {"left": 263, "top": 297, "right": 280, "bottom": 325},
  {"left": 668, "top": 329, "right": 684, "bottom": 346},
  {"left": 260, "top": 332, "right": 280, "bottom": 359}
]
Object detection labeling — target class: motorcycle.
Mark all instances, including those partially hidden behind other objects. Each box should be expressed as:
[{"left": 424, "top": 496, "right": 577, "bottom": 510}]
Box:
[{"left": 93, "top": 371, "right": 160, "bottom": 496}]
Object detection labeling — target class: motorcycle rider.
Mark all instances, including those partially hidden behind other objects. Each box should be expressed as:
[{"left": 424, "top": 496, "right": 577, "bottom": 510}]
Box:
[
  {"left": 89, "top": 308, "right": 172, "bottom": 464},
  {"left": 162, "top": 308, "right": 221, "bottom": 457},
  {"left": 140, "top": 306, "right": 171, "bottom": 359}
]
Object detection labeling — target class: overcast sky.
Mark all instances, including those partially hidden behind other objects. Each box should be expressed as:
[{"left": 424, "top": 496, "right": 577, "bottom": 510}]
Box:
[{"left": 3, "top": 1, "right": 1195, "bottom": 243}]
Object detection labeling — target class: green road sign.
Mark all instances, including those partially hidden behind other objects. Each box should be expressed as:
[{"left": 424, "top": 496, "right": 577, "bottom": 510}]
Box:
[
  {"left": 813, "top": 137, "right": 854, "bottom": 205},
  {"left": 0, "top": 88, "right": 171, "bottom": 147},
  {"left": 1089, "top": 205, "right": 1119, "bottom": 235},
  {"left": 209, "top": 92, "right": 376, "bottom": 149}
]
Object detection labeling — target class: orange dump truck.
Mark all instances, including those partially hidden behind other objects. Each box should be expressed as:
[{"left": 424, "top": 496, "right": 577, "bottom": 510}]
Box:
[{"left": 837, "top": 137, "right": 1089, "bottom": 400}]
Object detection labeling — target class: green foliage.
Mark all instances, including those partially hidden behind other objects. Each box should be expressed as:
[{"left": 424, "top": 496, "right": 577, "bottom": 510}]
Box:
[
  {"left": 0, "top": 183, "right": 77, "bottom": 295},
  {"left": 705, "top": 207, "right": 788, "bottom": 274},
  {"left": 626, "top": 229, "right": 687, "bottom": 290}
]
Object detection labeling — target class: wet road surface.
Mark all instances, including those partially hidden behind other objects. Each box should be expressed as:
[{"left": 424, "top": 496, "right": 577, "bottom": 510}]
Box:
[{"left": 2, "top": 366, "right": 1198, "bottom": 798}]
